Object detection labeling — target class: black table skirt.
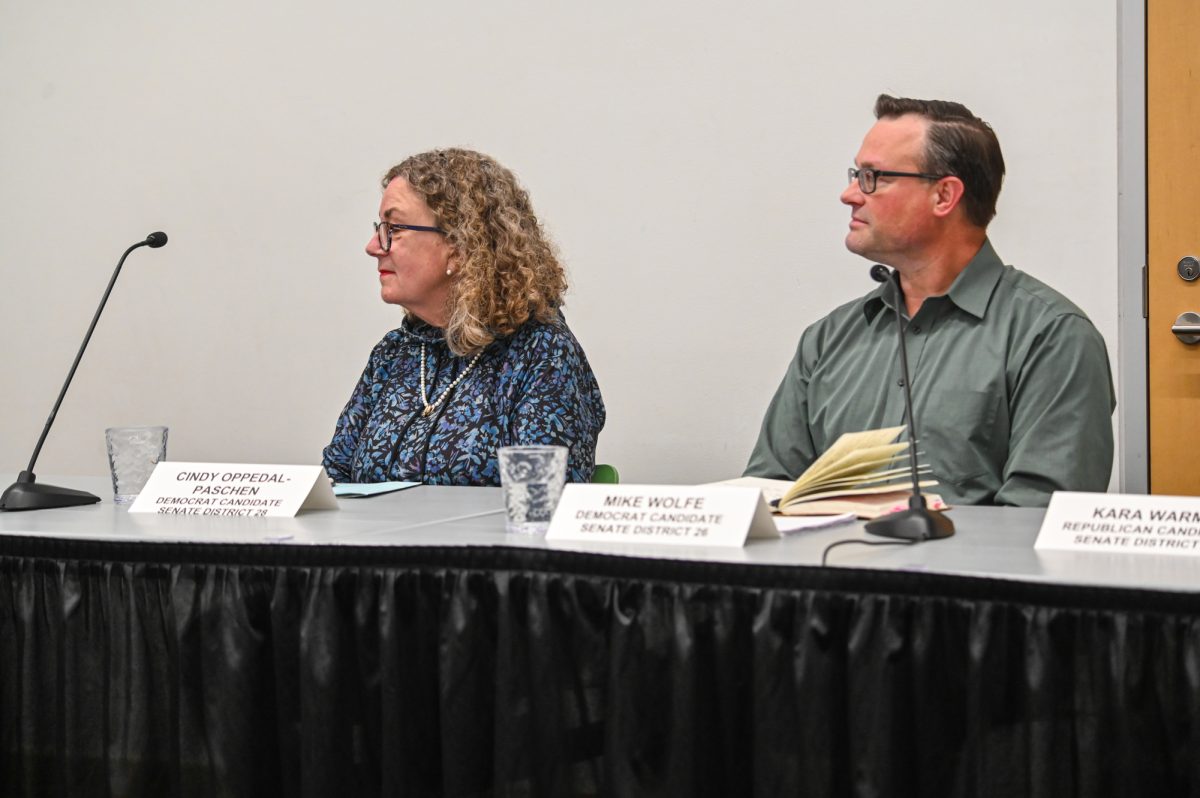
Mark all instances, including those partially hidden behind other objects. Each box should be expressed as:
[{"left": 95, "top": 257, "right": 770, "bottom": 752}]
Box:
[{"left": 2, "top": 536, "right": 1199, "bottom": 797}]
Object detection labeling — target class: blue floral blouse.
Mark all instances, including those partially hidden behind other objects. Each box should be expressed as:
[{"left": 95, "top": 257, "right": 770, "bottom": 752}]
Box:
[{"left": 323, "top": 315, "right": 605, "bottom": 485}]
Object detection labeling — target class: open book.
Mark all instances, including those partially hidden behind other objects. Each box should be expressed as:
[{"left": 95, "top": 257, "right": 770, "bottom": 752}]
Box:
[{"left": 725, "top": 426, "right": 944, "bottom": 519}]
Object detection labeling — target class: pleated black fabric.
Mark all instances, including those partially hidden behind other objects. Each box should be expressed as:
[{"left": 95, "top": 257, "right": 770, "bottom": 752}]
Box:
[{"left": 2, "top": 537, "right": 1200, "bottom": 797}]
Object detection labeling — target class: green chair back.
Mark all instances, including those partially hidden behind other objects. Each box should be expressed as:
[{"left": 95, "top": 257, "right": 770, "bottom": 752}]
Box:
[{"left": 592, "top": 464, "right": 620, "bottom": 484}]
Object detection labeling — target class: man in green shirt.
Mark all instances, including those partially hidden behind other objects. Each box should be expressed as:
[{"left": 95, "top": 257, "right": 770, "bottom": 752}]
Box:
[{"left": 745, "top": 95, "right": 1114, "bottom": 506}]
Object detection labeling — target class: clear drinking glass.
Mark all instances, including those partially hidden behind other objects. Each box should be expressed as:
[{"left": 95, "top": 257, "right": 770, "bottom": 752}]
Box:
[
  {"left": 105, "top": 425, "right": 168, "bottom": 504},
  {"left": 498, "top": 445, "right": 568, "bottom": 534}
]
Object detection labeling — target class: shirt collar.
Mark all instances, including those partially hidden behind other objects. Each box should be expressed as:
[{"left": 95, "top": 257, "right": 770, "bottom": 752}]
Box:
[
  {"left": 397, "top": 313, "right": 446, "bottom": 344},
  {"left": 861, "top": 238, "right": 1004, "bottom": 323}
]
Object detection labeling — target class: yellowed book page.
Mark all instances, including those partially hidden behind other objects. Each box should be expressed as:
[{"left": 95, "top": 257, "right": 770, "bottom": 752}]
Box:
[
  {"left": 791, "top": 439, "right": 908, "bottom": 492},
  {"left": 803, "top": 441, "right": 908, "bottom": 480},
  {"left": 712, "top": 476, "right": 794, "bottom": 504},
  {"left": 803, "top": 449, "right": 933, "bottom": 491},
  {"left": 785, "top": 442, "right": 909, "bottom": 503},
  {"left": 788, "top": 452, "right": 916, "bottom": 495},
  {"left": 805, "top": 426, "right": 905, "bottom": 472},
  {"left": 779, "top": 491, "right": 946, "bottom": 519},
  {"left": 809, "top": 464, "right": 930, "bottom": 485},
  {"left": 786, "top": 467, "right": 933, "bottom": 499},
  {"left": 783, "top": 479, "right": 939, "bottom": 506}
]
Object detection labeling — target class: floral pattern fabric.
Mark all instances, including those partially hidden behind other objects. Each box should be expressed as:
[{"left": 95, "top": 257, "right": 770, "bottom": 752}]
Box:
[{"left": 323, "top": 315, "right": 605, "bottom": 485}]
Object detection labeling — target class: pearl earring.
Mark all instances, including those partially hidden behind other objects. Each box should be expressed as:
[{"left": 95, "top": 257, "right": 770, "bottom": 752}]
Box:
[{"left": 446, "top": 268, "right": 453, "bottom": 276}]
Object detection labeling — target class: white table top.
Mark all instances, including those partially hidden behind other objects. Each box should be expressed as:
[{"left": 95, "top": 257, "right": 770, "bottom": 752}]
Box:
[{"left": 3, "top": 475, "right": 1200, "bottom": 594}]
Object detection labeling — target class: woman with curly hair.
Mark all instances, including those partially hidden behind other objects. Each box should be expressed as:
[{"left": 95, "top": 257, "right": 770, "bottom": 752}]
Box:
[{"left": 323, "top": 149, "right": 605, "bottom": 485}]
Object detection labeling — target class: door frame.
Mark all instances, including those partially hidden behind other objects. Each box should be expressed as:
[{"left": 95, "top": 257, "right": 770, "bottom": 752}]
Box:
[{"left": 1118, "top": 0, "right": 1147, "bottom": 492}]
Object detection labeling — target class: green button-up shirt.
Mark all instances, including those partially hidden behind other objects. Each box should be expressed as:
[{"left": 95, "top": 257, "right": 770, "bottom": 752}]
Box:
[{"left": 745, "top": 240, "right": 1115, "bottom": 506}]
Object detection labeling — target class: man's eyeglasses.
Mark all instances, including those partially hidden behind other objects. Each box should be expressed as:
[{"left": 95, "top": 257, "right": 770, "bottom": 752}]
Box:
[
  {"left": 374, "top": 221, "right": 448, "bottom": 252},
  {"left": 848, "top": 167, "right": 950, "bottom": 195}
]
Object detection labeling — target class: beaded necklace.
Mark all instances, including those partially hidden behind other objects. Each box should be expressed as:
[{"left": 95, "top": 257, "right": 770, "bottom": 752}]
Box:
[{"left": 419, "top": 343, "right": 483, "bottom": 417}]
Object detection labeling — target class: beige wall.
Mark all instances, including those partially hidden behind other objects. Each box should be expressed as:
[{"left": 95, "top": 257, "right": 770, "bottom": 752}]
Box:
[{"left": 0, "top": 1, "right": 1120, "bottom": 484}]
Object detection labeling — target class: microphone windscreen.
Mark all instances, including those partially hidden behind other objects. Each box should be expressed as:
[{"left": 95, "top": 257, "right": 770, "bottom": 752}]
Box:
[
  {"left": 869, "top": 264, "right": 891, "bottom": 283},
  {"left": 145, "top": 232, "right": 168, "bottom": 248}
]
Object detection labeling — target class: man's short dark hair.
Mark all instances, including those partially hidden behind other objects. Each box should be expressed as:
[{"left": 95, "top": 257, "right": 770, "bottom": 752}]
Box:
[{"left": 874, "top": 94, "right": 1005, "bottom": 228}]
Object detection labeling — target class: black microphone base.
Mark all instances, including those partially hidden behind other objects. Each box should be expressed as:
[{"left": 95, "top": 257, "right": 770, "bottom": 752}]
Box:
[
  {"left": 0, "top": 472, "right": 101, "bottom": 511},
  {"left": 865, "top": 507, "right": 955, "bottom": 541}
]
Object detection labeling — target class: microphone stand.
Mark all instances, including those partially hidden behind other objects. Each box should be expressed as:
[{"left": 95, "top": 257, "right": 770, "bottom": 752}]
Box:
[
  {"left": 864, "top": 266, "right": 954, "bottom": 541},
  {"left": 0, "top": 232, "right": 168, "bottom": 511}
]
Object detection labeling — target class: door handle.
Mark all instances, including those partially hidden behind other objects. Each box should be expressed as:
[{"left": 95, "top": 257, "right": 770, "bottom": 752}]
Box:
[{"left": 1172, "top": 312, "right": 1200, "bottom": 344}]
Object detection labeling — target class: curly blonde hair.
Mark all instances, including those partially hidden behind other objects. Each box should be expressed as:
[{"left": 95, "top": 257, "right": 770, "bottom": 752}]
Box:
[{"left": 383, "top": 149, "right": 568, "bottom": 356}]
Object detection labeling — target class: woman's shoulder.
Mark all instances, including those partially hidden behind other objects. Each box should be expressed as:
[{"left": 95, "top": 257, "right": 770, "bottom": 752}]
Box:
[
  {"left": 501, "top": 313, "right": 585, "bottom": 358},
  {"left": 492, "top": 313, "right": 602, "bottom": 415}
]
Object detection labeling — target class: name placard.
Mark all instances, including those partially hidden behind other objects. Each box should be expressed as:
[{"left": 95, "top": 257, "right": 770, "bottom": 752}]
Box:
[
  {"left": 130, "top": 462, "right": 338, "bottom": 518},
  {"left": 546, "top": 484, "right": 780, "bottom": 547},
  {"left": 1036, "top": 491, "right": 1200, "bottom": 556}
]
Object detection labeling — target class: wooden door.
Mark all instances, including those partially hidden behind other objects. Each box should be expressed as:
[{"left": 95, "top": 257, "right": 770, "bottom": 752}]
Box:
[{"left": 1148, "top": 0, "right": 1200, "bottom": 493}]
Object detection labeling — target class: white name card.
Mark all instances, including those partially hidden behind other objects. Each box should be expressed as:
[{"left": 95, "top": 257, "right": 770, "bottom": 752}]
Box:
[
  {"left": 546, "top": 484, "right": 780, "bottom": 547},
  {"left": 130, "top": 462, "right": 338, "bottom": 518},
  {"left": 1036, "top": 491, "right": 1200, "bottom": 556}
]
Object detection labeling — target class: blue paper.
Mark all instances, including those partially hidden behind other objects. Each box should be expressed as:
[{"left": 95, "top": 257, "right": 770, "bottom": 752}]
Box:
[{"left": 332, "top": 481, "right": 420, "bottom": 498}]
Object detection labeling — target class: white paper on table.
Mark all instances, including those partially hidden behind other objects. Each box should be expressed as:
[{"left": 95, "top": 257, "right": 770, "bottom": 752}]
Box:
[{"left": 773, "top": 512, "right": 857, "bottom": 534}]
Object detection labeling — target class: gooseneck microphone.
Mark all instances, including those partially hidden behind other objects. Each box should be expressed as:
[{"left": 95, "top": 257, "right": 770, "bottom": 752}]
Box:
[
  {"left": 863, "top": 264, "right": 954, "bottom": 541},
  {"left": 0, "top": 232, "right": 169, "bottom": 511}
]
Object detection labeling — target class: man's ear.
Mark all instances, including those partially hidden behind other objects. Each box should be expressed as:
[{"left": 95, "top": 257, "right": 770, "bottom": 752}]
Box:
[{"left": 931, "top": 176, "right": 966, "bottom": 219}]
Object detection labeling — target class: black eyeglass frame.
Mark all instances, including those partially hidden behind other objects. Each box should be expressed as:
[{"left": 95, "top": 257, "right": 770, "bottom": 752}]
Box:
[
  {"left": 848, "top": 167, "right": 951, "bottom": 195},
  {"left": 373, "top": 221, "right": 448, "bottom": 252}
]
